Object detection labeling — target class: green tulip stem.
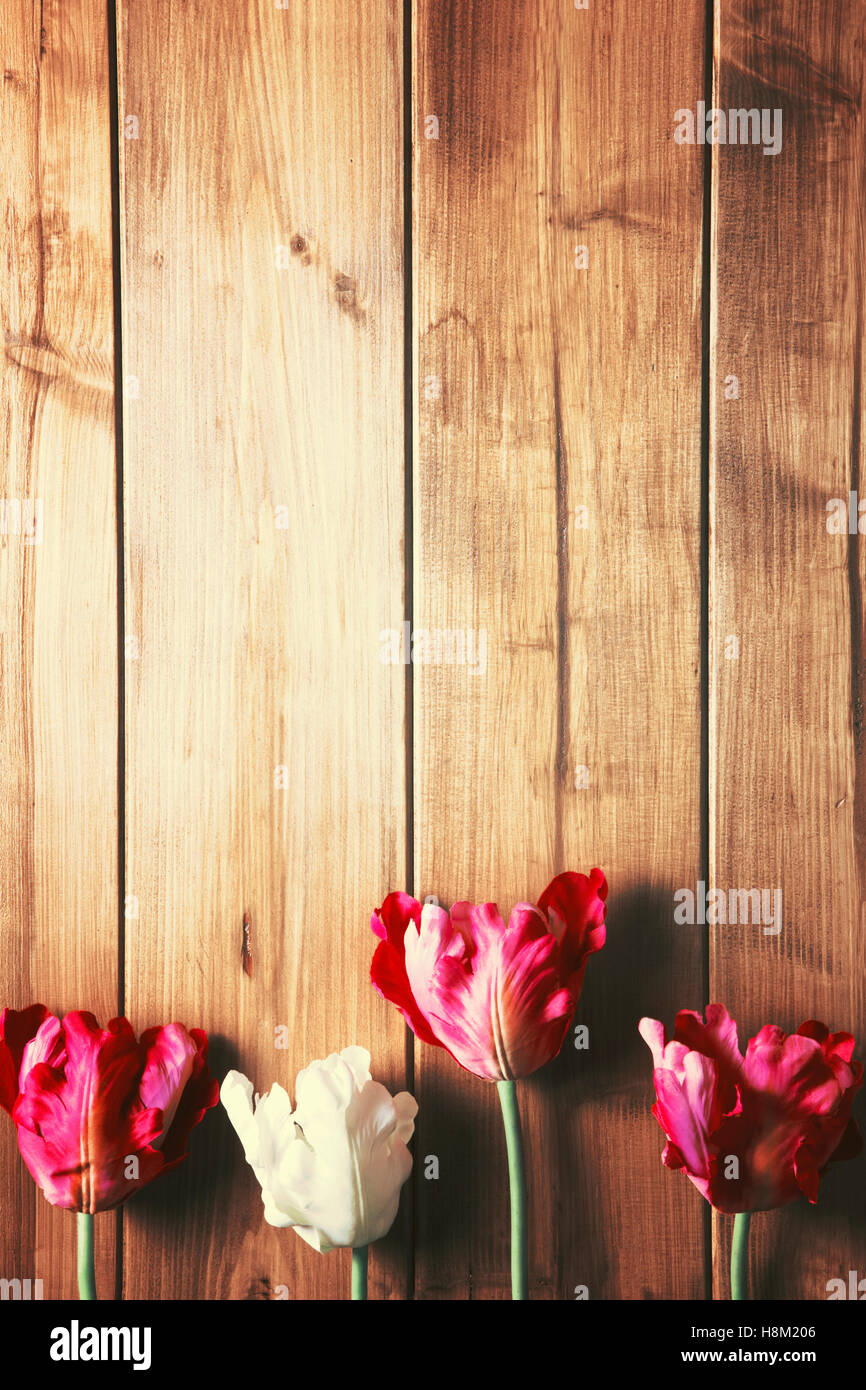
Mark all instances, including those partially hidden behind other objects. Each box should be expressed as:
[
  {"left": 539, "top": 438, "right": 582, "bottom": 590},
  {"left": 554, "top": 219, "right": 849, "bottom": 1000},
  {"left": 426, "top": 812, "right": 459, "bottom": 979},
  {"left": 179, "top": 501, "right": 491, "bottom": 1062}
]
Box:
[
  {"left": 497, "top": 1079, "right": 528, "bottom": 1300},
  {"left": 351, "top": 1245, "right": 368, "bottom": 1301},
  {"left": 77, "top": 1213, "right": 96, "bottom": 1300},
  {"left": 731, "top": 1212, "right": 751, "bottom": 1301}
]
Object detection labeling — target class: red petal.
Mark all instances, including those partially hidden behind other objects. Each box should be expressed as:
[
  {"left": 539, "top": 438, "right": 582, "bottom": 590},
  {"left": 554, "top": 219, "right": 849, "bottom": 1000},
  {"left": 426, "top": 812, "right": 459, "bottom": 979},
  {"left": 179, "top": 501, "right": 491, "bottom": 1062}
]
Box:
[
  {"left": 371, "top": 892, "right": 422, "bottom": 949},
  {"left": 536, "top": 869, "right": 607, "bottom": 983},
  {"left": 0, "top": 1005, "right": 53, "bottom": 1114},
  {"left": 370, "top": 939, "right": 443, "bottom": 1049},
  {"left": 13, "top": 1013, "right": 145, "bottom": 1211}
]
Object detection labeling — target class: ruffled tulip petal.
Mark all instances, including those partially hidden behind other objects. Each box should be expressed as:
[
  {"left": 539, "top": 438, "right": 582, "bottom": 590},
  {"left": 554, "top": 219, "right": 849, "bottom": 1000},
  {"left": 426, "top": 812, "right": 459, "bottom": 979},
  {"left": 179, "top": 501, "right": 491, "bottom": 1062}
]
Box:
[
  {"left": 673, "top": 1003, "right": 744, "bottom": 1080},
  {"left": 18, "top": 1015, "right": 141, "bottom": 1192},
  {"left": 340, "top": 1078, "right": 416, "bottom": 1243},
  {"left": 371, "top": 891, "right": 420, "bottom": 949},
  {"left": 14, "top": 1015, "right": 158, "bottom": 1212},
  {"left": 402, "top": 906, "right": 502, "bottom": 1080},
  {"left": 391, "top": 1088, "right": 419, "bottom": 1146},
  {"left": 222, "top": 1049, "right": 416, "bottom": 1252},
  {"left": 815, "top": 1028, "right": 855, "bottom": 1065},
  {"left": 0, "top": 1005, "right": 53, "bottom": 1114},
  {"left": 137, "top": 1023, "right": 198, "bottom": 1147},
  {"left": 793, "top": 1134, "right": 823, "bottom": 1204},
  {"left": 641, "top": 1005, "right": 862, "bottom": 1214},
  {"left": 4, "top": 1008, "right": 218, "bottom": 1212},
  {"left": 743, "top": 1029, "right": 843, "bottom": 1120},
  {"left": 372, "top": 870, "right": 608, "bottom": 1081},
  {"left": 152, "top": 1028, "right": 219, "bottom": 1167},
  {"left": 220, "top": 1071, "right": 259, "bottom": 1159},
  {"left": 370, "top": 896, "right": 443, "bottom": 1049},
  {"left": 638, "top": 1017, "right": 669, "bottom": 1070},
  {"left": 652, "top": 1069, "right": 711, "bottom": 1178},
  {"left": 19, "top": 1014, "right": 67, "bottom": 1091},
  {"left": 221, "top": 1072, "right": 299, "bottom": 1182},
  {"left": 405, "top": 903, "right": 582, "bottom": 1079},
  {"left": 492, "top": 908, "right": 577, "bottom": 1076},
  {"left": 294, "top": 1047, "right": 366, "bottom": 1131},
  {"left": 290, "top": 1061, "right": 416, "bottom": 1250},
  {"left": 334, "top": 1045, "right": 373, "bottom": 1089},
  {"left": 536, "top": 869, "right": 607, "bottom": 982}
]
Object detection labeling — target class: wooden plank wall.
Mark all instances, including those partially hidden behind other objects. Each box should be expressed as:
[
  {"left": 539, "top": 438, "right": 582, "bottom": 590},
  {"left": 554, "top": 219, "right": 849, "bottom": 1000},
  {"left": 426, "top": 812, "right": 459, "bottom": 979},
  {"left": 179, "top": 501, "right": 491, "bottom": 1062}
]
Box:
[
  {"left": 0, "top": 0, "right": 119, "bottom": 1300},
  {"left": 412, "top": 0, "right": 707, "bottom": 1299},
  {"left": 0, "top": 0, "right": 863, "bottom": 1301},
  {"left": 116, "top": 0, "right": 406, "bottom": 1300},
  {"left": 710, "top": 0, "right": 866, "bottom": 1300}
]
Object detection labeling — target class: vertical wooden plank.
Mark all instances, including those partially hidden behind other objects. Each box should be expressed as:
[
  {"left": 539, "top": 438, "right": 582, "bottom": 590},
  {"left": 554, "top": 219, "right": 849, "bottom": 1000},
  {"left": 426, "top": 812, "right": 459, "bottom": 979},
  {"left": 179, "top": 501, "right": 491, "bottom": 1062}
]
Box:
[
  {"left": 711, "top": 0, "right": 866, "bottom": 1297},
  {"left": 117, "top": 1, "right": 407, "bottom": 1299},
  {"left": 0, "top": 0, "right": 118, "bottom": 1298},
  {"left": 414, "top": 1, "right": 706, "bottom": 1297}
]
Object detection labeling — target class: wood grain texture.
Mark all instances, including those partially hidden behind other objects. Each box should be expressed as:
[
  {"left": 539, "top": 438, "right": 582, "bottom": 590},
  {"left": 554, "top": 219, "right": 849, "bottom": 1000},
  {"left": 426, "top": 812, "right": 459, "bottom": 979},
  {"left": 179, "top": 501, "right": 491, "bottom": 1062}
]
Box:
[
  {"left": 710, "top": 0, "right": 866, "bottom": 1298},
  {"left": 0, "top": 0, "right": 118, "bottom": 1299},
  {"left": 0, "top": 0, "right": 862, "bottom": 1305},
  {"left": 116, "top": 0, "right": 407, "bottom": 1299},
  {"left": 413, "top": 0, "right": 707, "bottom": 1298}
]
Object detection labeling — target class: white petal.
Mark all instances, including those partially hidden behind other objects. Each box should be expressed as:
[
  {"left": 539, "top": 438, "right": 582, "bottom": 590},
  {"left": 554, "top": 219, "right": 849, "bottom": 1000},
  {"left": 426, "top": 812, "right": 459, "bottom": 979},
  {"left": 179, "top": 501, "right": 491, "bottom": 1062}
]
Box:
[
  {"left": 252, "top": 1083, "right": 297, "bottom": 1167},
  {"left": 339, "top": 1046, "right": 372, "bottom": 1087},
  {"left": 224, "top": 1055, "right": 416, "bottom": 1252},
  {"left": 294, "top": 1051, "right": 356, "bottom": 1121},
  {"left": 391, "top": 1091, "right": 419, "bottom": 1147},
  {"left": 220, "top": 1071, "right": 259, "bottom": 1162},
  {"left": 341, "top": 1080, "right": 414, "bottom": 1244},
  {"left": 292, "top": 1224, "right": 330, "bottom": 1254},
  {"left": 262, "top": 1187, "right": 299, "bottom": 1229}
]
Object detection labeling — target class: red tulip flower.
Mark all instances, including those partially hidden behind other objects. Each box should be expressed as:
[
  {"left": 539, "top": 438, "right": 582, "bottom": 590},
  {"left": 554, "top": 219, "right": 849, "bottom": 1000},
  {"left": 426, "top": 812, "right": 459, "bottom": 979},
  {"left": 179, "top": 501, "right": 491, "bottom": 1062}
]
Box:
[
  {"left": 370, "top": 868, "right": 607, "bottom": 1300},
  {"left": 0, "top": 1004, "right": 218, "bottom": 1214},
  {"left": 639, "top": 1004, "right": 862, "bottom": 1215},
  {"left": 370, "top": 869, "right": 607, "bottom": 1082}
]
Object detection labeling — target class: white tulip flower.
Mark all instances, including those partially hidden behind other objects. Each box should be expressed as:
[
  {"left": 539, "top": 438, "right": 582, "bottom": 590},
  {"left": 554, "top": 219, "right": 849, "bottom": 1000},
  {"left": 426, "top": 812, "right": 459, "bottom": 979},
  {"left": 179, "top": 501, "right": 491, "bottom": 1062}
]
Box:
[{"left": 221, "top": 1046, "right": 417, "bottom": 1253}]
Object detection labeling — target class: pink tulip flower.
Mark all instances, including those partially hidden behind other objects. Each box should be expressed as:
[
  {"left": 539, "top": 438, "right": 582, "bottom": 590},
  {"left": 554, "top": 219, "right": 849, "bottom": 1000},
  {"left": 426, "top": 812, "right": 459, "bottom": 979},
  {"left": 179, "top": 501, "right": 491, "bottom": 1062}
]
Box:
[
  {"left": 640, "top": 1004, "right": 862, "bottom": 1213},
  {"left": 370, "top": 869, "right": 607, "bottom": 1081}
]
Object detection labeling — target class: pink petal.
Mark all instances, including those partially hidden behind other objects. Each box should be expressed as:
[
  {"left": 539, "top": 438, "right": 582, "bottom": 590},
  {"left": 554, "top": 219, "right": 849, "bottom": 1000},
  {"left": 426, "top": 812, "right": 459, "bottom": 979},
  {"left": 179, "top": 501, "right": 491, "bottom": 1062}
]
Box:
[
  {"left": 673, "top": 1003, "right": 744, "bottom": 1080},
  {"left": 742, "top": 1029, "right": 840, "bottom": 1116},
  {"left": 652, "top": 1069, "right": 711, "bottom": 1178},
  {"left": 404, "top": 901, "right": 577, "bottom": 1080},
  {"left": 137, "top": 1023, "right": 198, "bottom": 1145},
  {"left": 20, "top": 1015, "right": 67, "bottom": 1088},
  {"left": 638, "top": 1017, "right": 668, "bottom": 1069}
]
